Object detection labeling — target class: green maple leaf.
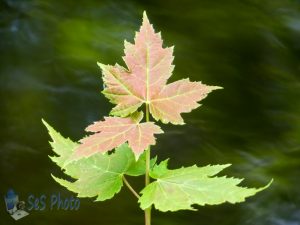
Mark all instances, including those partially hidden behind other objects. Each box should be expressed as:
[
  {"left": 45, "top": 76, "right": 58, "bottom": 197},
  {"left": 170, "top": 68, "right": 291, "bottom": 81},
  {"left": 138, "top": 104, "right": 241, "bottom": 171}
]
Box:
[
  {"left": 139, "top": 160, "right": 272, "bottom": 212},
  {"left": 43, "top": 119, "right": 153, "bottom": 201},
  {"left": 52, "top": 144, "right": 134, "bottom": 201}
]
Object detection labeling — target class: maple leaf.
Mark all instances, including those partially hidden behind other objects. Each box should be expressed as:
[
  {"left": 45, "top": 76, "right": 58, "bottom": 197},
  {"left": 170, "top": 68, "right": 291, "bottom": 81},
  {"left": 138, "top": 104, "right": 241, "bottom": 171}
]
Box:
[
  {"left": 43, "top": 120, "right": 156, "bottom": 201},
  {"left": 139, "top": 160, "right": 273, "bottom": 212},
  {"left": 100, "top": 11, "right": 221, "bottom": 125},
  {"left": 52, "top": 144, "right": 134, "bottom": 201},
  {"left": 68, "top": 111, "right": 163, "bottom": 162}
]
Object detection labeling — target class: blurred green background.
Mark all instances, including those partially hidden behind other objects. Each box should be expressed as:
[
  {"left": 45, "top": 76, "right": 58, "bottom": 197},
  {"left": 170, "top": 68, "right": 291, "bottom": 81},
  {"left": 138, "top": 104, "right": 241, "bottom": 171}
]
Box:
[{"left": 1, "top": 0, "right": 300, "bottom": 224}]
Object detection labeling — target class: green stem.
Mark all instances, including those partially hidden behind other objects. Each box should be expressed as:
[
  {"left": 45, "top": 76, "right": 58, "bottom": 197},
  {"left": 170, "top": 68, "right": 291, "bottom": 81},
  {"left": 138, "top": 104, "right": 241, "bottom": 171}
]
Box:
[
  {"left": 145, "top": 104, "right": 151, "bottom": 225},
  {"left": 123, "top": 176, "right": 140, "bottom": 199}
]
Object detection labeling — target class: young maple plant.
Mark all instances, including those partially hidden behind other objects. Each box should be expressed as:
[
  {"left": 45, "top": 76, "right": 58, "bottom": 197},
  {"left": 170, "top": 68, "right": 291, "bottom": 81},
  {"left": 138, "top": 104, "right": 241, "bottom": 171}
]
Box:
[{"left": 43, "top": 12, "right": 271, "bottom": 225}]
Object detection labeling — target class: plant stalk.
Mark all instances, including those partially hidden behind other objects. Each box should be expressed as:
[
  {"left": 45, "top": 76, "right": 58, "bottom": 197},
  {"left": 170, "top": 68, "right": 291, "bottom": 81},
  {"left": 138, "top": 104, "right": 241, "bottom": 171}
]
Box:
[{"left": 145, "top": 104, "right": 151, "bottom": 225}]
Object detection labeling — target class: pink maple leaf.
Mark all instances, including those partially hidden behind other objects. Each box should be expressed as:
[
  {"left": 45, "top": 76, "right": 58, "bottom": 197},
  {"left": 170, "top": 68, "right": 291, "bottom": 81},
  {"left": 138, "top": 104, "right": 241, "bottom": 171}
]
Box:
[
  {"left": 100, "top": 11, "right": 222, "bottom": 125},
  {"left": 69, "top": 112, "right": 163, "bottom": 161}
]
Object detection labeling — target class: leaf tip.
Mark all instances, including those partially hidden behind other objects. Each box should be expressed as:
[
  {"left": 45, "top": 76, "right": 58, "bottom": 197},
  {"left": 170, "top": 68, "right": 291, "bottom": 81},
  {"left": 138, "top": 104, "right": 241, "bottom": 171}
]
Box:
[
  {"left": 42, "top": 119, "right": 55, "bottom": 137},
  {"left": 50, "top": 173, "right": 61, "bottom": 183},
  {"left": 41, "top": 118, "right": 49, "bottom": 128},
  {"left": 97, "top": 62, "right": 106, "bottom": 70},
  {"left": 264, "top": 178, "right": 274, "bottom": 189},
  {"left": 212, "top": 85, "right": 223, "bottom": 91},
  {"left": 142, "top": 10, "right": 148, "bottom": 20},
  {"left": 173, "top": 120, "right": 186, "bottom": 126},
  {"left": 142, "top": 11, "right": 151, "bottom": 27},
  {"left": 223, "top": 163, "right": 232, "bottom": 168}
]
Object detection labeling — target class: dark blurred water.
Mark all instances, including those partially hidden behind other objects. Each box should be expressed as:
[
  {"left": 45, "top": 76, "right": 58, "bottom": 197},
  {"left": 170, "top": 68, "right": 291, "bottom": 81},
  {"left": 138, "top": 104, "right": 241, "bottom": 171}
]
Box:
[{"left": 1, "top": 0, "right": 300, "bottom": 224}]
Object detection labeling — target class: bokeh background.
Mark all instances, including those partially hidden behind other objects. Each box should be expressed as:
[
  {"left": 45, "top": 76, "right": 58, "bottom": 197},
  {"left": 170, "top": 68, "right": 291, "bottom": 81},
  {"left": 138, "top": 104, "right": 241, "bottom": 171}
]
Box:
[{"left": 1, "top": 0, "right": 300, "bottom": 224}]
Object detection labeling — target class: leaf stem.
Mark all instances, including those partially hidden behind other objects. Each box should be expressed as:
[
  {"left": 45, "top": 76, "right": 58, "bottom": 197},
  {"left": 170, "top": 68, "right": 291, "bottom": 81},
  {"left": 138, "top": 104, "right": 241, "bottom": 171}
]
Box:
[
  {"left": 122, "top": 176, "right": 140, "bottom": 199},
  {"left": 145, "top": 103, "right": 151, "bottom": 225}
]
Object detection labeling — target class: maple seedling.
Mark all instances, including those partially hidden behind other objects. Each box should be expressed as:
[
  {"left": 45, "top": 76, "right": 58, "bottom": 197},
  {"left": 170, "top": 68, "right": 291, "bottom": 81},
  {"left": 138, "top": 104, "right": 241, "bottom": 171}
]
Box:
[{"left": 43, "top": 11, "right": 272, "bottom": 225}]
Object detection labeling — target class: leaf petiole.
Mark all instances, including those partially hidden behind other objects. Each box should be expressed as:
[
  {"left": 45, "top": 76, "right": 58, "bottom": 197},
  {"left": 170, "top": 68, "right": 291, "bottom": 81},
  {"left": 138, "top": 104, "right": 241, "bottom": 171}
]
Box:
[{"left": 122, "top": 176, "right": 140, "bottom": 199}]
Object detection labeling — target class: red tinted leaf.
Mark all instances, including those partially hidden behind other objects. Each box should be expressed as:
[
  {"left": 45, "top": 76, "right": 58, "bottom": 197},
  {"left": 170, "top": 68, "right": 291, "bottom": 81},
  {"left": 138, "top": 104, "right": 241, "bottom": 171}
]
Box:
[
  {"left": 70, "top": 112, "right": 163, "bottom": 161},
  {"left": 100, "top": 12, "right": 221, "bottom": 124}
]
